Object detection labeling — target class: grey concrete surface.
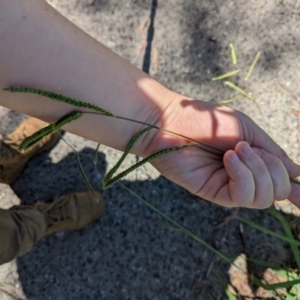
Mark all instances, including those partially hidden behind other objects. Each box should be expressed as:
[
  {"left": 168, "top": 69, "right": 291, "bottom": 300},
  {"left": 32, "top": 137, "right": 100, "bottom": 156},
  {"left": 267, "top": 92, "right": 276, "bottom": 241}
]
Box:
[{"left": 1, "top": 0, "right": 300, "bottom": 299}]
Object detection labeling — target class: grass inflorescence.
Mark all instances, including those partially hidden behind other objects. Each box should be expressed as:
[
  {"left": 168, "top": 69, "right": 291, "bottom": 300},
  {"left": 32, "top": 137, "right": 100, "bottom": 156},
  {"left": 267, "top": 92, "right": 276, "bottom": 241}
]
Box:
[
  {"left": 19, "top": 111, "right": 83, "bottom": 151},
  {"left": 4, "top": 87, "right": 114, "bottom": 116}
]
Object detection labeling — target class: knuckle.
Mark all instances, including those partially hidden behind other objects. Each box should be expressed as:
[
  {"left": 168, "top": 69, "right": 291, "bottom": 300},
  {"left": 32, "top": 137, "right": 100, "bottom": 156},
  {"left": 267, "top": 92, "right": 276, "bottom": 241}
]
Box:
[
  {"left": 233, "top": 196, "right": 253, "bottom": 207},
  {"left": 269, "top": 156, "right": 283, "bottom": 170},
  {"left": 252, "top": 147, "right": 263, "bottom": 157},
  {"left": 279, "top": 147, "right": 289, "bottom": 159},
  {"left": 274, "top": 183, "right": 291, "bottom": 200},
  {"left": 260, "top": 199, "right": 273, "bottom": 209},
  {"left": 253, "top": 184, "right": 274, "bottom": 209},
  {"left": 252, "top": 196, "right": 273, "bottom": 209},
  {"left": 229, "top": 181, "right": 255, "bottom": 208}
]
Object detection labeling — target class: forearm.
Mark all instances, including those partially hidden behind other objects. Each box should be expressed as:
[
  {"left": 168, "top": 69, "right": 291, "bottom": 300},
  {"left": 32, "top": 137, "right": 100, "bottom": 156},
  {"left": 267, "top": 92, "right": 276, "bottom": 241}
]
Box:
[{"left": 0, "top": 0, "right": 175, "bottom": 154}]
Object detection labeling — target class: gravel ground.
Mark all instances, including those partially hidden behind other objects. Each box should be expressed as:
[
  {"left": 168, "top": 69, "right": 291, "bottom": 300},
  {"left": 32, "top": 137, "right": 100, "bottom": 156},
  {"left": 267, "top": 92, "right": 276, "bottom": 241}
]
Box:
[{"left": 1, "top": 0, "right": 300, "bottom": 299}]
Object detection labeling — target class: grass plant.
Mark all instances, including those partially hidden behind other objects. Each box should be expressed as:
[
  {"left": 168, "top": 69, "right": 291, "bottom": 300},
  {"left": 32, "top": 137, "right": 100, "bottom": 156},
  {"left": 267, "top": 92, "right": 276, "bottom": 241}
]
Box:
[
  {"left": 121, "top": 183, "right": 300, "bottom": 299},
  {"left": 3, "top": 43, "right": 300, "bottom": 300}
]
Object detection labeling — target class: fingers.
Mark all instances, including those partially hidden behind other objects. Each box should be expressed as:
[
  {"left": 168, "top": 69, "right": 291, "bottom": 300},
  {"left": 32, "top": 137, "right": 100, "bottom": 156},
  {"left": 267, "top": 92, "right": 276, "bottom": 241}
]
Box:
[
  {"left": 223, "top": 149, "right": 255, "bottom": 207},
  {"left": 251, "top": 147, "right": 291, "bottom": 200},
  {"left": 288, "top": 181, "right": 300, "bottom": 208},
  {"left": 243, "top": 114, "right": 300, "bottom": 178},
  {"left": 223, "top": 141, "right": 291, "bottom": 209}
]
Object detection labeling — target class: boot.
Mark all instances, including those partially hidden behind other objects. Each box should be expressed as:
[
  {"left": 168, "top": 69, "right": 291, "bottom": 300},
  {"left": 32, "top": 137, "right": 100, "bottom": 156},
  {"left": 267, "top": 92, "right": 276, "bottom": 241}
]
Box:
[
  {"left": 0, "top": 117, "right": 60, "bottom": 184},
  {"left": 0, "top": 191, "right": 105, "bottom": 265},
  {"left": 35, "top": 191, "right": 105, "bottom": 235}
]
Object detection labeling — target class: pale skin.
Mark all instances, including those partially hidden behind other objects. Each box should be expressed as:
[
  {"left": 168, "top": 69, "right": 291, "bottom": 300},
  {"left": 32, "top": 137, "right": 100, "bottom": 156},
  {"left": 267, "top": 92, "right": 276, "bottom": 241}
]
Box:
[{"left": 0, "top": 0, "right": 300, "bottom": 209}]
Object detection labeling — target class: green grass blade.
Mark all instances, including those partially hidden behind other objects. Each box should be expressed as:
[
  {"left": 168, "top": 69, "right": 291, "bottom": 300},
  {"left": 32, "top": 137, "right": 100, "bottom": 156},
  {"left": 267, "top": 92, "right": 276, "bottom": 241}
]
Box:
[
  {"left": 165, "top": 226, "right": 185, "bottom": 233},
  {"left": 286, "top": 294, "right": 297, "bottom": 300},
  {"left": 212, "top": 70, "right": 239, "bottom": 81},
  {"left": 246, "top": 257, "right": 284, "bottom": 270},
  {"left": 215, "top": 274, "right": 237, "bottom": 300},
  {"left": 93, "top": 143, "right": 101, "bottom": 165},
  {"left": 77, "top": 112, "right": 226, "bottom": 155},
  {"left": 251, "top": 275, "right": 300, "bottom": 290},
  {"left": 229, "top": 43, "right": 237, "bottom": 65},
  {"left": 268, "top": 207, "right": 300, "bottom": 270},
  {"left": 76, "top": 154, "right": 101, "bottom": 202},
  {"left": 18, "top": 111, "right": 82, "bottom": 151},
  {"left": 223, "top": 82, "right": 270, "bottom": 138},
  {"left": 103, "top": 143, "right": 196, "bottom": 189},
  {"left": 56, "top": 132, "right": 100, "bottom": 203},
  {"left": 103, "top": 127, "right": 153, "bottom": 184},
  {"left": 208, "top": 294, "right": 214, "bottom": 300},
  {"left": 221, "top": 95, "right": 243, "bottom": 104},
  {"left": 224, "top": 81, "right": 254, "bottom": 101},
  {"left": 237, "top": 216, "right": 300, "bottom": 246},
  {"left": 3, "top": 87, "right": 114, "bottom": 116},
  {"left": 245, "top": 51, "right": 261, "bottom": 81},
  {"left": 273, "top": 269, "right": 298, "bottom": 281},
  {"left": 119, "top": 182, "right": 233, "bottom": 264}
]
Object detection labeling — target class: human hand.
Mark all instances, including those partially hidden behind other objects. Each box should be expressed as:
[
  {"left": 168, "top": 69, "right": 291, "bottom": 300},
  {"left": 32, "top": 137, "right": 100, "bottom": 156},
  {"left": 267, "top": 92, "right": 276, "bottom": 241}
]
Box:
[{"left": 141, "top": 97, "right": 300, "bottom": 209}]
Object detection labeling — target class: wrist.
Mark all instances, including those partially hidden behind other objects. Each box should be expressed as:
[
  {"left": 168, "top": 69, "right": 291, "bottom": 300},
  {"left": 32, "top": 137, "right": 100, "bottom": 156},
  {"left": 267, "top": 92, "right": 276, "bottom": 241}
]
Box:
[
  {"left": 128, "top": 79, "right": 179, "bottom": 157},
  {"left": 132, "top": 91, "right": 186, "bottom": 158}
]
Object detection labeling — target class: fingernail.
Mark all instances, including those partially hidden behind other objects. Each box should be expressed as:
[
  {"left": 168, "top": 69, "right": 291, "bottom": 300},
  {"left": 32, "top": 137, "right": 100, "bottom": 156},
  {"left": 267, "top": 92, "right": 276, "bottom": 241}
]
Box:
[
  {"left": 242, "top": 143, "right": 253, "bottom": 155},
  {"left": 230, "top": 151, "right": 239, "bottom": 163}
]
